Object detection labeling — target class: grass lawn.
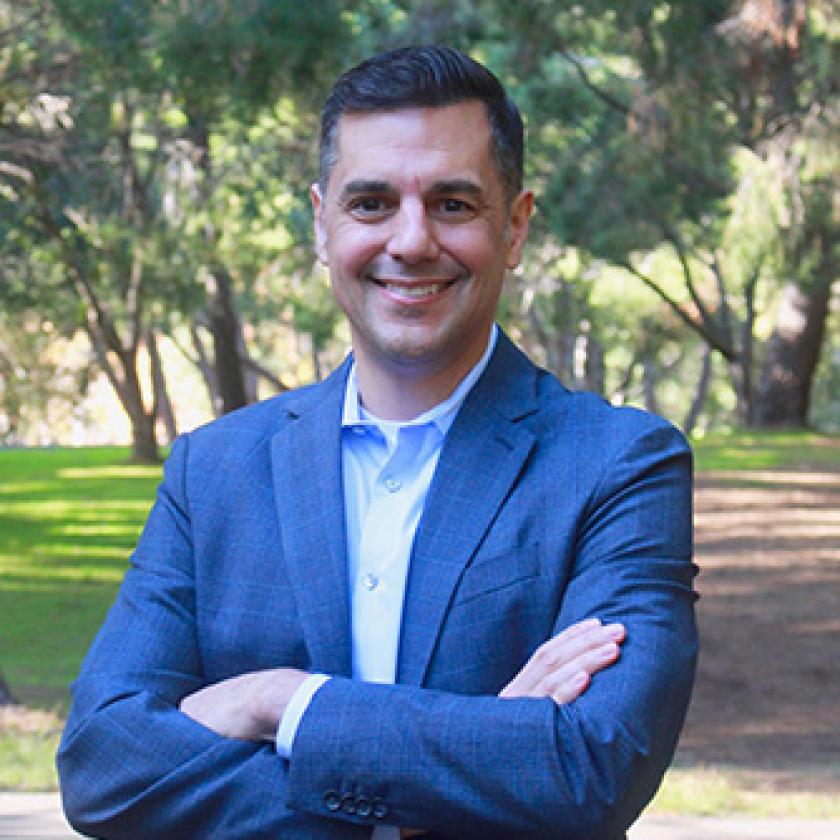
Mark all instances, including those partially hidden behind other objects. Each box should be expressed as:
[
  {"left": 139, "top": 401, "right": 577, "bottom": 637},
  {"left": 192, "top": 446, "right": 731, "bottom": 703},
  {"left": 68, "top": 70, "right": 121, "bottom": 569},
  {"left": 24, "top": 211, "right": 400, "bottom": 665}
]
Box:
[
  {"left": 1, "top": 433, "right": 838, "bottom": 808},
  {"left": 691, "top": 429, "right": 840, "bottom": 472},
  {"left": 0, "top": 447, "right": 161, "bottom": 710}
]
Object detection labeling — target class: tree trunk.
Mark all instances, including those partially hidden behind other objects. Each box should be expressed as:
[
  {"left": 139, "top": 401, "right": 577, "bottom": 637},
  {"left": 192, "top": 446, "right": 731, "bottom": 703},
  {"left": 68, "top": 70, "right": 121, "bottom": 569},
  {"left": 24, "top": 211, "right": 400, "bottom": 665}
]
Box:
[
  {"left": 187, "top": 111, "right": 251, "bottom": 415},
  {"left": 584, "top": 334, "right": 605, "bottom": 395},
  {"left": 683, "top": 345, "right": 713, "bottom": 437},
  {"left": 189, "top": 322, "right": 222, "bottom": 417},
  {"left": 642, "top": 357, "right": 659, "bottom": 415},
  {"left": 0, "top": 670, "right": 17, "bottom": 705},
  {"left": 147, "top": 329, "right": 177, "bottom": 444},
  {"left": 753, "top": 278, "right": 833, "bottom": 427},
  {"left": 205, "top": 265, "right": 249, "bottom": 414},
  {"left": 129, "top": 413, "right": 160, "bottom": 463},
  {"left": 83, "top": 326, "right": 160, "bottom": 463}
]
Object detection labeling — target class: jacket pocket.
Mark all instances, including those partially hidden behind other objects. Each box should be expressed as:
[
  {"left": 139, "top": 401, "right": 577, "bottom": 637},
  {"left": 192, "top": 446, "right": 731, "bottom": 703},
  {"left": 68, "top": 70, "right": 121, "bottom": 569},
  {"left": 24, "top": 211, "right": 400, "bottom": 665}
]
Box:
[{"left": 453, "top": 543, "right": 540, "bottom": 606}]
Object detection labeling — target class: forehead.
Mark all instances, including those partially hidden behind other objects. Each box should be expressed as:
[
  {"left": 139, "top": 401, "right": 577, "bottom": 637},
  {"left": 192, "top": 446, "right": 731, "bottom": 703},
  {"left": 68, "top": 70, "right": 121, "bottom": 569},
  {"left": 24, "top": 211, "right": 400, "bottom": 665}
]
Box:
[{"left": 330, "top": 102, "right": 499, "bottom": 192}]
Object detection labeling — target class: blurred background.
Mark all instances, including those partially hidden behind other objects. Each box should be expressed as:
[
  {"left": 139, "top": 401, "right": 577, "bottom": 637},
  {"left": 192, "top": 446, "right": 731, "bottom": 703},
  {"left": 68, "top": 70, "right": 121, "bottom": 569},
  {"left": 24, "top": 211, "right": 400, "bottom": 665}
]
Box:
[
  {"left": 0, "top": 0, "right": 838, "bottom": 825},
  {"left": 0, "top": 0, "right": 837, "bottom": 458}
]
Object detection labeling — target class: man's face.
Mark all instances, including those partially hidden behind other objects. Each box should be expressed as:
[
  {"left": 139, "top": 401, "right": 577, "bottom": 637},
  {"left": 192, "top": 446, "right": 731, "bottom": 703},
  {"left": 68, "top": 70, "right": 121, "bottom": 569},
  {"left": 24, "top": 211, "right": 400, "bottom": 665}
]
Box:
[{"left": 311, "top": 101, "right": 532, "bottom": 382}]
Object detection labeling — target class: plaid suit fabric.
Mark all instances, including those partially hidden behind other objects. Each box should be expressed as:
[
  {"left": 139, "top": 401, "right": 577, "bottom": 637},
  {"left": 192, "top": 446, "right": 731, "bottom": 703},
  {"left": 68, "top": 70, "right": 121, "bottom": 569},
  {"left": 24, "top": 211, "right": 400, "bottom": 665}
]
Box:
[{"left": 58, "top": 331, "right": 696, "bottom": 839}]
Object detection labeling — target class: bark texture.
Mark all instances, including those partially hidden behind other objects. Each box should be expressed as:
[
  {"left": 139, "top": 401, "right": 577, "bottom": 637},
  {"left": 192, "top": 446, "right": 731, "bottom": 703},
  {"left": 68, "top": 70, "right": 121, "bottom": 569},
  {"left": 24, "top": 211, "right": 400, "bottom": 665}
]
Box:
[{"left": 754, "top": 279, "right": 833, "bottom": 426}]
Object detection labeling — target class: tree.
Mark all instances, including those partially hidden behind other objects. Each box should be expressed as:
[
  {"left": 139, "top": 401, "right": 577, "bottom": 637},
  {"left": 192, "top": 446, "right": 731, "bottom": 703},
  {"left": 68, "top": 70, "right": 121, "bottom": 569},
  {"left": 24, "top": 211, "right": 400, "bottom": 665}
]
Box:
[
  {"left": 1, "top": 1, "right": 355, "bottom": 455},
  {"left": 483, "top": 0, "right": 838, "bottom": 428}
]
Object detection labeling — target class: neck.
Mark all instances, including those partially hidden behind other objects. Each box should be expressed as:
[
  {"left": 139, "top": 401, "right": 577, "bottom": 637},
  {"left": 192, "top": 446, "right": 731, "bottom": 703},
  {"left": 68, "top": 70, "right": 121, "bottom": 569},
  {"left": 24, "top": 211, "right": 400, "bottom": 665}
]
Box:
[{"left": 353, "top": 344, "right": 488, "bottom": 422}]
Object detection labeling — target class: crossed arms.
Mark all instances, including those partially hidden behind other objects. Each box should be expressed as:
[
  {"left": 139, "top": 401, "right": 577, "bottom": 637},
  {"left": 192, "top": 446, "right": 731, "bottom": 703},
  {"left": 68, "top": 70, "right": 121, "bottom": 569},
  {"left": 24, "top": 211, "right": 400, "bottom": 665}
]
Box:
[
  {"left": 58, "top": 417, "right": 697, "bottom": 839},
  {"left": 178, "top": 617, "right": 627, "bottom": 742}
]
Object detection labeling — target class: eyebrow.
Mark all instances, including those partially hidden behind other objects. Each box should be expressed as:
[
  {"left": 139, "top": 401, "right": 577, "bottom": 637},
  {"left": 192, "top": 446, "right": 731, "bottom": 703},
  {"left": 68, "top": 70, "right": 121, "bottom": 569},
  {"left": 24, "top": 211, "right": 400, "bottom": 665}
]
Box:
[
  {"left": 337, "top": 178, "right": 485, "bottom": 204},
  {"left": 338, "top": 180, "right": 396, "bottom": 203},
  {"left": 428, "top": 179, "right": 484, "bottom": 197}
]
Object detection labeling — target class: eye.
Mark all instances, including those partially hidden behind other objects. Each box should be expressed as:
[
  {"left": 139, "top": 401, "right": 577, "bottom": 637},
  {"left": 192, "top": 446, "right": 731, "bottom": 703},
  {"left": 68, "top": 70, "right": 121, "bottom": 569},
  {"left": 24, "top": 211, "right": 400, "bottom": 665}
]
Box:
[
  {"left": 441, "top": 198, "right": 469, "bottom": 212},
  {"left": 347, "top": 196, "right": 389, "bottom": 218},
  {"left": 433, "top": 197, "right": 476, "bottom": 219}
]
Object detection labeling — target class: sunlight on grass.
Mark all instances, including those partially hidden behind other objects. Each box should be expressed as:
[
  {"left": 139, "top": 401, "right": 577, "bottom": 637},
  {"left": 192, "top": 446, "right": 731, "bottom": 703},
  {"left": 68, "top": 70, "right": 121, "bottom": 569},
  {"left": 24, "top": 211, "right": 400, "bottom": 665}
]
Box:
[
  {"left": 0, "top": 447, "right": 161, "bottom": 710},
  {"left": 2, "top": 440, "right": 839, "bottom": 798},
  {"left": 0, "top": 481, "right": 62, "bottom": 496},
  {"left": 652, "top": 767, "right": 840, "bottom": 818},
  {"left": 2, "top": 500, "right": 155, "bottom": 515},
  {"left": 0, "top": 733, "right": 60, "bottom": 790},
  {"left": 0, "top": 564, "right": 126, "bottom": 582},
  {"left": 692, "top": 430, "right": 840, "bottom": 472},
  {"left": 58, "top": 465, "right": 162, "bottom": 480},
  {"left": 0, "top": 708, "right": 62, "bottom": 791},
  {"left": 55, "top": 523, "right": 142, "bottom": 537}
]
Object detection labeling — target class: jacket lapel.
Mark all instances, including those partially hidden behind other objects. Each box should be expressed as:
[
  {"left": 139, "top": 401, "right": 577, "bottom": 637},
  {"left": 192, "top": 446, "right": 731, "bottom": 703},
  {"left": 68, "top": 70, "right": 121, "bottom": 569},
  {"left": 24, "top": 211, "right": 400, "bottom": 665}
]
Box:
[
  {"left": 397, "top": 334, "right": 539, "bottom": 686},
  {"left": 271, "top": 362, "right": 353, "bottom": 678}
]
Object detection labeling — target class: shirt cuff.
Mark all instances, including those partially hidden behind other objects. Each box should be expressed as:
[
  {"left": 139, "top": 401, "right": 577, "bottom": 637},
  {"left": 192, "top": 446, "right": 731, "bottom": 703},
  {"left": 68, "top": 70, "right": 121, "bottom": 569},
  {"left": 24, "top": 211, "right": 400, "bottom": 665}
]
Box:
[{"left": 275, "top": 673, "right": 329, "bottom": 758}]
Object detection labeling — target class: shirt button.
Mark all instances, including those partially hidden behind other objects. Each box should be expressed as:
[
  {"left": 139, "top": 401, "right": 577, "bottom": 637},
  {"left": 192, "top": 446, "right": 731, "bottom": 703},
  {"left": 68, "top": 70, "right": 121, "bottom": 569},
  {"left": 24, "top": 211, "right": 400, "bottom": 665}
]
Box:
[
  {"left": 352, "top": 426, "right": 365, "bottom": 436},
  {"left": 363, "top": 573, "right": 379, "bottom": 591},
  {"left": 384, "top": 476, "right": 401, "bottom": 492}
]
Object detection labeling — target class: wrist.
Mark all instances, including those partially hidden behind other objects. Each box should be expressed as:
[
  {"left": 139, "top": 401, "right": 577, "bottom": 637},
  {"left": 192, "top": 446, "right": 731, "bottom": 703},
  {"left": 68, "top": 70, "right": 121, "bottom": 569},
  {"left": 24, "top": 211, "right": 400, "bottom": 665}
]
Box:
[{"left": 251, "top": 668, "right": 307, "bottom": 740}]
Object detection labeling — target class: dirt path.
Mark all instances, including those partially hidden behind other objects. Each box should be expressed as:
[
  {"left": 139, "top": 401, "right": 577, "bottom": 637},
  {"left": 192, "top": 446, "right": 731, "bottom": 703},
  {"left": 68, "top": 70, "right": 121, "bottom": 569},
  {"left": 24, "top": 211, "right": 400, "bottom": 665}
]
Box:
[
  {"left": 676, "top": 463, "right": 840, "bottom": 793},
  {"left": 4, "top": 453, "right": 839, "bottom": 802}
]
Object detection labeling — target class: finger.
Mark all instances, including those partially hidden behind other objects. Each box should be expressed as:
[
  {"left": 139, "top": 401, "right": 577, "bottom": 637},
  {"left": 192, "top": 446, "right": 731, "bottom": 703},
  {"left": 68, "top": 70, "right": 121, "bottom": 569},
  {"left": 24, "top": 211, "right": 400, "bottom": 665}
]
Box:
[
  {"left": 539, "top": 641, "right": 622, "bottom": 703},
  {"left": 531, "top": 622, "right": 624, "bottom": 674},
  {"left": 499, "top": 618, "right": 612, "bottom": 697},
  {"left": 548, "top": 670, "right": 591, "bottom": 705},
  {"left": 499, "top": 621, "right": 625, "bottom": 699},
  {"left": 556, "top": 617, "right": 602, "bottom": 642}
]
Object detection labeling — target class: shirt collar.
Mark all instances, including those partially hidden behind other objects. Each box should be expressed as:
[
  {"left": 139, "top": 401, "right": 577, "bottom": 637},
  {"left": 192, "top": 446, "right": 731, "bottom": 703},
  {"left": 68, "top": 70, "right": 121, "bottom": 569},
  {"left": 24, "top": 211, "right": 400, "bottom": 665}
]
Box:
[{"left": 342, "top": 323, "right": 499, "bottom": 436}]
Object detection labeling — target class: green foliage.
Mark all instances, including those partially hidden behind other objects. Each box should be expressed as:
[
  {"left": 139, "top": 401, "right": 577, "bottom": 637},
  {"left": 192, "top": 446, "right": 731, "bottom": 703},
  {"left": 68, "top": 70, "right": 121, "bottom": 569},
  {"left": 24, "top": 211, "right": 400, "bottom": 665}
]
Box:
[
  {"left": 1, "top": 0, "right": 837, "bottom": 439},
  {"left": 0, "top": 447, "right": 161, "bottom": 707}
]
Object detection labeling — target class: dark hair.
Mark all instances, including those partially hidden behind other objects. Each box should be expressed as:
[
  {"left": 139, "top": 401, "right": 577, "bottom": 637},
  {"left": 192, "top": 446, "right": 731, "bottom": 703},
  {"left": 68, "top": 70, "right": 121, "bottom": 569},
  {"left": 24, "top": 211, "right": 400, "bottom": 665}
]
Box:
[{"left": 319, "top": 45, "right": 524, "bottom": 202}]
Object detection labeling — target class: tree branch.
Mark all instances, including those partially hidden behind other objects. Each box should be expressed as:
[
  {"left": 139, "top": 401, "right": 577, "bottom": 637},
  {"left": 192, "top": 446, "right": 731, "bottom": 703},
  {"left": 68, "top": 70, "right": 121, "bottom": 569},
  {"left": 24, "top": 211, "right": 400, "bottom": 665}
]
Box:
[
  {"left": 620, "top": 260, "right": 736, "bottom": 361},
  {"left": 556, "top": 46, "right": 630, "bottom": 116}
]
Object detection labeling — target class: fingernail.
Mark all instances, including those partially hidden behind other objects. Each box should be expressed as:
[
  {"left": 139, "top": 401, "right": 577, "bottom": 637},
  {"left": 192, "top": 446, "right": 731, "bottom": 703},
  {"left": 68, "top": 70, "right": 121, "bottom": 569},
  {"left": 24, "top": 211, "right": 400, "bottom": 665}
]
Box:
[{"left": 605, "top": 623, "right": 625, "bottom": 639}]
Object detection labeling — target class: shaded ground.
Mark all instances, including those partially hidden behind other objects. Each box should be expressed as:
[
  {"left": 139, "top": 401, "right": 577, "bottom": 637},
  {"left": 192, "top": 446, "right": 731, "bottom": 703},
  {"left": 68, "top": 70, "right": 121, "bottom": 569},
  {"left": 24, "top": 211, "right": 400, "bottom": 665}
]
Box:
[
  {"left": 676, "top": 461, "right": 840, "bottom": 794},
  {"left": 3, "top": 443, "right": 839, "bottom": 802}
]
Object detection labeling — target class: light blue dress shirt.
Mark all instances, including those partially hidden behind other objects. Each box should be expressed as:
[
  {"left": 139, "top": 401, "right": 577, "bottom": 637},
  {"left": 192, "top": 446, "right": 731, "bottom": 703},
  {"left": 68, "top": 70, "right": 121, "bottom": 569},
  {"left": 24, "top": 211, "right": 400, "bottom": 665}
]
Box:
[{"left": 277, "top": 326, "right": 498, "bottom": 834}]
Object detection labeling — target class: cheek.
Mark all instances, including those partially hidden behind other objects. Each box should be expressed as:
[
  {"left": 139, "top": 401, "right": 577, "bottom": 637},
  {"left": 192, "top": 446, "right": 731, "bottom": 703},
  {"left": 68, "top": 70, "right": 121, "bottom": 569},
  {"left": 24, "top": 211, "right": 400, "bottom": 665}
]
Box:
[
  {"left": 440, "top": 226, "right": 502, "bottom": 273},
  {"left": 329, "top": 225, "right": 385, "bottom": 274}
]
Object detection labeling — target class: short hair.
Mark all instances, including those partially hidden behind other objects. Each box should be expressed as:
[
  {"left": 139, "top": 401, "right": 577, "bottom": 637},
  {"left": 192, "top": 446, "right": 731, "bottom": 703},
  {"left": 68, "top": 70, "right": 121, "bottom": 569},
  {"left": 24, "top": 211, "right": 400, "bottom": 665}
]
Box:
[{"left": 318, "top": 45, "right": 524, "bottom": 203}]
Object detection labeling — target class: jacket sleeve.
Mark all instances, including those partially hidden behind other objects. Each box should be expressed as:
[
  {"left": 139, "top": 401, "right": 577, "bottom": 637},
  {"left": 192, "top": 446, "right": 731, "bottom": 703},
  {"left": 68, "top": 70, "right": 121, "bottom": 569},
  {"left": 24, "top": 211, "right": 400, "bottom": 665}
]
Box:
[
  {"left": 56, "top": 435, "right": 369, "bottom": 840},
  {"left": 283, "top": 421, "right": 698, "bottom": 840}
]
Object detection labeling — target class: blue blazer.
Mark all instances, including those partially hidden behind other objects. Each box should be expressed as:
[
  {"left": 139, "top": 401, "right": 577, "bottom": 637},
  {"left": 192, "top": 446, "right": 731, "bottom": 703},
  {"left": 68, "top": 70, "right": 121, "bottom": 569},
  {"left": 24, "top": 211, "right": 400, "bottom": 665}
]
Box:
[{"left": 58, "top": 332, "right": 697, "bottom": 839}]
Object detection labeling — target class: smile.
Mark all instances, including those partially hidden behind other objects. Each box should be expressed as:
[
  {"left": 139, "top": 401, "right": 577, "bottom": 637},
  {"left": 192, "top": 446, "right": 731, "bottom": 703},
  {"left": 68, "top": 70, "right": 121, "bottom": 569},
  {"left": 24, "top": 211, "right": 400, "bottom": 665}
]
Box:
[{"left": 372, "top": 279, "right": 458, "bottom": 300}]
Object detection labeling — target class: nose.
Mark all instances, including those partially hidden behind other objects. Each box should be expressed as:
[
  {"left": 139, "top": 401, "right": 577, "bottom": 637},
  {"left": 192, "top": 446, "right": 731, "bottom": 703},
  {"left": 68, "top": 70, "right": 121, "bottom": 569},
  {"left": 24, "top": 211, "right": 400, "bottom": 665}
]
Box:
[{"left": 386, "top": 199, "right": 439, "bottom": 263}]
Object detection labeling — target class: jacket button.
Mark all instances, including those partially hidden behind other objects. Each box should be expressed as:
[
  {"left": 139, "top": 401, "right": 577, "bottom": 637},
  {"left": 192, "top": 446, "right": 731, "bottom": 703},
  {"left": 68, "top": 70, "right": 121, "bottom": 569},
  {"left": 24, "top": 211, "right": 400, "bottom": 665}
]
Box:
[
  {"left": 323, "top": 790, "right": 341, "bottom": 812},
  {"left": 340, "top": 793, "right": 357, "bottom": 815},
  {"left": 356, "top": 796, "right": 373, "bottom": 818},
  {"left": 373, "top": 799, "right": 389, "bottom": 819}
]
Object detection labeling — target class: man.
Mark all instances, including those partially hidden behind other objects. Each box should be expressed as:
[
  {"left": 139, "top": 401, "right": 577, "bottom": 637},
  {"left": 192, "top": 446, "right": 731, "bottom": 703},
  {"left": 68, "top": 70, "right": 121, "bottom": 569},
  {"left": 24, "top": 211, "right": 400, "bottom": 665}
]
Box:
[{"left": 58, "top": 46, "right": 697, "bottom": 839}]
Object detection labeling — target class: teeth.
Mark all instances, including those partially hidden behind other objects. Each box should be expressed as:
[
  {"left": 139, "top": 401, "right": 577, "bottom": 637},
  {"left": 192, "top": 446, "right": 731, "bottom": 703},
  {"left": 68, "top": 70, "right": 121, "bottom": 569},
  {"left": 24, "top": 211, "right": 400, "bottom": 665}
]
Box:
[{"left": 385, "top": 283, "right": 447, "bottom": 298}]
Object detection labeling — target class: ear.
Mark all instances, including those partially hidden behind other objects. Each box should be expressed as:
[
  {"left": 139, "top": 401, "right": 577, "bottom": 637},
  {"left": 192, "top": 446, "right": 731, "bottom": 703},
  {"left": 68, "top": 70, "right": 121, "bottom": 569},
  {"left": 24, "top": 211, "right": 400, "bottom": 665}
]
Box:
[
  {"left": 505, "top": 189, "right": 534, "bottom": 269},
  {"left": 310, "top": 183, "right": 328, "bottom": 265}
]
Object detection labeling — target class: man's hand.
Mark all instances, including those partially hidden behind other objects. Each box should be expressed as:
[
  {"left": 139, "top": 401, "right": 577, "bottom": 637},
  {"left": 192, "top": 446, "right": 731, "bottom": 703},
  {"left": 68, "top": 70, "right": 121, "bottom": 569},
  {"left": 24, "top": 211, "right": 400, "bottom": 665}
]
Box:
[
  {"left": 499, "top": 618, "right": 625, "bottom": 704},
  {"left": 179, "top": 668, "right": 308, "bottom": 741}
]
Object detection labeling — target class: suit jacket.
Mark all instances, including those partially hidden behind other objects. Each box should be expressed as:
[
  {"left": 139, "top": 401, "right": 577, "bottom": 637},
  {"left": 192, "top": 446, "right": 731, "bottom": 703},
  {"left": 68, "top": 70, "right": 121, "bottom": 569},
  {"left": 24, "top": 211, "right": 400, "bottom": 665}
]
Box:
[{"left": 58, "top": 332, "right": 697, "bottom": 840}]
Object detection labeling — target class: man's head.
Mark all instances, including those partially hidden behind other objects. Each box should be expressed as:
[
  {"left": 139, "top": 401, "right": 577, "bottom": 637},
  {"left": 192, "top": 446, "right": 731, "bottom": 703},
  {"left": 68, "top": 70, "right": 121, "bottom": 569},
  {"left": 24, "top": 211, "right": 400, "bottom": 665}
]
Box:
[
  {"left": 319, "top": 45, "right": 524, "bottom": 204},
  {"left": 312, "top": 46, "right": 533, "bottom": 418}
]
